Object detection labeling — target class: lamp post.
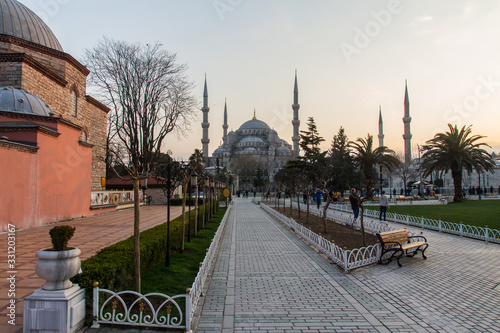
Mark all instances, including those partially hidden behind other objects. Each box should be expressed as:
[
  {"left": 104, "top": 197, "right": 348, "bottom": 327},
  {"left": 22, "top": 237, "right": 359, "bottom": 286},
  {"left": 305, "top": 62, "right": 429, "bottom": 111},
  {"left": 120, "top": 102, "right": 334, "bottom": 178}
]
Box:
[
  {"left": 210, "top": 179, "right": 215, "bottom": 218},
  {"left": 212, "top": 179, "right": 217, "bottom": 215},
  {"left": 215, "top": 181, "right": 219, "bottom": 210},
  {"left": 191, "top": 171, "right": 199, "bottom": 236},
  {"left": 141, "top": 178, "right": 148, "bottom": 204},
  {"left": 378, "top": 153, "right": 383, "bottom": 196},
  {"left": 202, "top": 175, "right": 207, "bottom": 228},
  {"left": 478, "top": 172, "right": 482, "bottom": 200},
  {"left": 187, "top": 168, "right": 192, "bottom": 243}
]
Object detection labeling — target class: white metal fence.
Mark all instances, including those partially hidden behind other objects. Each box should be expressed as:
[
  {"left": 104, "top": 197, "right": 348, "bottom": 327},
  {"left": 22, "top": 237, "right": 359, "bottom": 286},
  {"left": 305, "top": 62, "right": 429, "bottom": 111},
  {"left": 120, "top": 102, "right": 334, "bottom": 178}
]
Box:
[
  {"left": 91, "top": 288, "right": 190, "bottom": 330},
  {"left": 327, "top": 202, "right": 500, "bottom": 244},
  {"left": 188, "top": 202, "right": 232, "bottom": 319},
  {"left": 91, "top": 203, "right": 232, "bottom": 332},
  {"left": 260, "top": 202, "right": 422, "bottom": 271}
]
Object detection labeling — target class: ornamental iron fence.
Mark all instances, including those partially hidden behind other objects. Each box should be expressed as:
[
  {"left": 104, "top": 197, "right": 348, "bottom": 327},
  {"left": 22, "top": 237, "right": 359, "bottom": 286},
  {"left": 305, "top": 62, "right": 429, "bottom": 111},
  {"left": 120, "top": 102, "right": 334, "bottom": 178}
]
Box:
[
  {"left": 259, "top": 202, "right": 421, "bottom": 271},
  {"left": 328, "top": 202, "right": 499, "bottom": 244}
]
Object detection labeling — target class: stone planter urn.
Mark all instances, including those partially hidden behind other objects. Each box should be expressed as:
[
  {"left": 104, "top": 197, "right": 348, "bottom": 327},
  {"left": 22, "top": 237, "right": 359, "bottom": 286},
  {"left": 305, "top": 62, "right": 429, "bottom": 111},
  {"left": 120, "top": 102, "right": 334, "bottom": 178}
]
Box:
[
  {"left": 35, "top": 247, "right": 81, "bottom": 290},
  {"left": 25, "top": 225, "right": 85, "bottom": 333}
]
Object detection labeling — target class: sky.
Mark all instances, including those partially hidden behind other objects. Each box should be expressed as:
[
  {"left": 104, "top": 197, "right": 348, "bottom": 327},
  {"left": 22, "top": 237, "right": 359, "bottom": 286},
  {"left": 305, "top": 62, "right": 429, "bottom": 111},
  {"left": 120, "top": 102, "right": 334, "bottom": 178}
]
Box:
[{"left": 20, "top": 0, "right": 500, "bottom": 160}]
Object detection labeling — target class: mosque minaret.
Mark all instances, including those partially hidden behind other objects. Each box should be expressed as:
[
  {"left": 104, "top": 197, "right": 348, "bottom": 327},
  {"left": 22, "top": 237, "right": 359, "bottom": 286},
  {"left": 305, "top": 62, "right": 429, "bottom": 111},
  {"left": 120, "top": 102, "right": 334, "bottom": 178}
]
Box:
[
  {"left": 378, "top": 105, "right": 384, "bottom": 148},
  {"left": 403, "top": 80, "right": 412, "bottom": 164},
  {"left": 201, "top": 76, "right": 210, "bottom": 161},
  {"left": 223, "top": 98, "right": 228, "bottom": 144},
  {"left": 292, "top": 70, "right": 301, "bottom": 158}
]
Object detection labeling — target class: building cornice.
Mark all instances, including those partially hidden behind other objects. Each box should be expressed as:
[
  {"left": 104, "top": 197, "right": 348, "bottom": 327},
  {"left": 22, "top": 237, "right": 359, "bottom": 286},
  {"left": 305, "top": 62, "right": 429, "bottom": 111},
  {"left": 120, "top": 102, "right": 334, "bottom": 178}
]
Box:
[
  {"left": 0, "top": 138, "right": 38, "bottom": 153},
  {"left": 0, "top": 52, "right": 68, "bottom": 87},
  {"left": 85, "top": 95, "right": 111, "bottom": 113},
  {"left": 0, "top": 34, "right": 90, "bottom": 76}
]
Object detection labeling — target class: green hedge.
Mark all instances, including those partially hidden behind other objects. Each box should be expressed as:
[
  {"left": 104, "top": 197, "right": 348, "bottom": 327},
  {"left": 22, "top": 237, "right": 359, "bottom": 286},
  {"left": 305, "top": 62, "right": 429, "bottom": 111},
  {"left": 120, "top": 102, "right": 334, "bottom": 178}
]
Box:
[{"left": 72, "top": 203, "right": 209, "bottom": 292}]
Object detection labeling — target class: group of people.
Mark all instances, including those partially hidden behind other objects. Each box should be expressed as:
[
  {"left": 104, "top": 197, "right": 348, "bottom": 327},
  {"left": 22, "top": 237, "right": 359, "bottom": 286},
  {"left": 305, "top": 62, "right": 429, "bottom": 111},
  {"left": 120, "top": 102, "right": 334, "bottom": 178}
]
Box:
[
  {"left": 236, "top": 190, "right": 256, "bottom": 198},
  {"left": 311, "top": 190, "right": 342, "bottom": 209}
]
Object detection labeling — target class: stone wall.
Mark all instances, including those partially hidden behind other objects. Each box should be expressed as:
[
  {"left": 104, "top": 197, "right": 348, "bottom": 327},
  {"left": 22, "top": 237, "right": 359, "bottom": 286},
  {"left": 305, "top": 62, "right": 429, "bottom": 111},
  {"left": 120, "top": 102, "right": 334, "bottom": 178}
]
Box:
[
  {"left": 145, "top": 188, "right": 168, "bottom": 205},
  {"left": 0, "top": 61, "right": 22, "bottom": 86}
]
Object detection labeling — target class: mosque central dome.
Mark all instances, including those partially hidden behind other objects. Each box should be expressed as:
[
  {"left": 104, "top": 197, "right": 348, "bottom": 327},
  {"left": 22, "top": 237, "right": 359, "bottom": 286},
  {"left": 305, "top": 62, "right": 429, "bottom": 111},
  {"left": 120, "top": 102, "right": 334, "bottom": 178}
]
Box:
[
  {"left": 0, "top": 0, "right": 63, "bottom": 51},
  {"left": 238, "top": 119, "right": 270, "bottom": 131}
]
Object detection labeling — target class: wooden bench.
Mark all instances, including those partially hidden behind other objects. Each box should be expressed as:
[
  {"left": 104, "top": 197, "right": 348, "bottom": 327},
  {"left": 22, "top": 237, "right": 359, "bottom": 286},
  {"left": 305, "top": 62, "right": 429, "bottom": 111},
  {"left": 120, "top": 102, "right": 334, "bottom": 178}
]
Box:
[{"left": 376, "top": 229, "right": 428, "bottom": 267}]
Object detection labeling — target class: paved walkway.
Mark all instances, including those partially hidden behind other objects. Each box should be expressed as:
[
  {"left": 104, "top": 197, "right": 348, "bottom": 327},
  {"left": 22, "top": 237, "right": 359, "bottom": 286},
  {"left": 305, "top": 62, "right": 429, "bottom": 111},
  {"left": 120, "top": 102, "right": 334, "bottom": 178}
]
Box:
[
  {"left": 0, "top": 205, "right": 184, "bottom": 333},
  {"left": 194, "top": 199, "right": 500, "bottom": 332}
]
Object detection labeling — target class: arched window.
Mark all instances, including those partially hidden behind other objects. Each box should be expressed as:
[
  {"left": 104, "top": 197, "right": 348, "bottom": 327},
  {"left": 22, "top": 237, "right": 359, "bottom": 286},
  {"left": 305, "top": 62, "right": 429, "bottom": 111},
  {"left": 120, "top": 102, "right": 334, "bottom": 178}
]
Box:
[{"left": 71, "top": 89, "right": 78, "bottom": 117}]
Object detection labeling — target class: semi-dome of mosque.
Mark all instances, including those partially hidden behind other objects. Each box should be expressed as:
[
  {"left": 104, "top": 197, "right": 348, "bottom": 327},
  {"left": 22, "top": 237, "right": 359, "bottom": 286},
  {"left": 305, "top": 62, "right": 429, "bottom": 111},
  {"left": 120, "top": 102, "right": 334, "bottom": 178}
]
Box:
[
  {"left": 213, "top": 146, "right": 225, "bottom": 155},
  {"left": 0, "top": 87, "right": 54, "bottom": 116},
  {"left": 239, "top": 136, "right": 265, "bottom": 143},
  {"left": 0, "top": 0, "right": 63, "bottom": 51},
  {"left": 277, "top": 145, "right": 291, "bottom": 153}
]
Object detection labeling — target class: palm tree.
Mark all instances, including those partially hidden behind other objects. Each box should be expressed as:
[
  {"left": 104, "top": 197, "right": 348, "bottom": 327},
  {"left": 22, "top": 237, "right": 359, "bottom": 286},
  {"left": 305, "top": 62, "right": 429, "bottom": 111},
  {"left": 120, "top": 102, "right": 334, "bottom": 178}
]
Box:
[
  {"left": 349, "top": 134, "right": 400, "bottom": 196},
  {"left": 421, "top": 124, "right": 495, "bottom": 202},
  {"left": 349, "top": 134, "right": 400, "bottom": 245}
]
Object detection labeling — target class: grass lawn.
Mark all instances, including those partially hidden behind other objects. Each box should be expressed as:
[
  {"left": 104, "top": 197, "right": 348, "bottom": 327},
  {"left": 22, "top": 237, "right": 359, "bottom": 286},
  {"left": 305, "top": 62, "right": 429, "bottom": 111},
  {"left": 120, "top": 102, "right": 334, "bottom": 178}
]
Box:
[
  {"left": 141, "top": 206, "right": 227, "bottom": 296},
  {"left": 366, "top": 200, "right": 500, "bottom": 230}
]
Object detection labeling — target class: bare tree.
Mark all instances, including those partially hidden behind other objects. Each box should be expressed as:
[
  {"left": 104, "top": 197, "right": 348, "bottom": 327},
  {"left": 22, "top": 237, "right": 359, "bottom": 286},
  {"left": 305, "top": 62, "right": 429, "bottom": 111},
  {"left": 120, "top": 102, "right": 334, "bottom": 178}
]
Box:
[
  {"left": 391, "top": 154, "right": 419, "bottom": 196},
  {"left": 84, "top": 38, "right": 196, "bottom": 292}
]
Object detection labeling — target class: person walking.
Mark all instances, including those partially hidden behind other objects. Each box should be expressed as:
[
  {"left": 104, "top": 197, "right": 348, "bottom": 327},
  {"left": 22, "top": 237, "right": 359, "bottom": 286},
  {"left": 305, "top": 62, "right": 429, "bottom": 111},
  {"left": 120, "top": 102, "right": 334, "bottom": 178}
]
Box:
[
  {"left": 349, "top": 188, "right": 360, "bottom": 221},
  {"left": 379, "top": 190, "right": 389, "bottom": 221},
  {"left": 314, "top": 189, "right": 322, "bottom": 209}
]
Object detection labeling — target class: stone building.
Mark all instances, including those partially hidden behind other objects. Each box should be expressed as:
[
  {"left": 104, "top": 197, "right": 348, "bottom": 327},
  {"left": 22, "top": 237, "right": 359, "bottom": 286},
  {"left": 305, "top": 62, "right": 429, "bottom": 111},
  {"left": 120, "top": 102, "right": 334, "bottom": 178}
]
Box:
[{"left": 0, "top": 0, "right": 109, "bottom": 229}]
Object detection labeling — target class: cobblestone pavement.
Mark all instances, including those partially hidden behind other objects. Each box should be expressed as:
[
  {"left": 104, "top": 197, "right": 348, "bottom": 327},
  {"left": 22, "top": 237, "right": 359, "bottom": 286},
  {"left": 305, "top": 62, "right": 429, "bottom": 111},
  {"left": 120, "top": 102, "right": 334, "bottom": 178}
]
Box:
[
  {"left": 0, "top": 205, "right": 184, "bottom": 333},
  {"left": 194, "top": 199, "right": 500, "bottom": 333}
]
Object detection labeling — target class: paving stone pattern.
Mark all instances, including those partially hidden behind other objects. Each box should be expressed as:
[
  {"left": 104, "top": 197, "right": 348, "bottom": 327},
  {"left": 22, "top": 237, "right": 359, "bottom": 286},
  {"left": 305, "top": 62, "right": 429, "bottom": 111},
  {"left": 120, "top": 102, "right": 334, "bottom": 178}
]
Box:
[
  {"left": 0, "top": 206, "right": 185, "bottom": 333},
  {"left": 195, "top": 199, "right": 500, "bottom": 333}
]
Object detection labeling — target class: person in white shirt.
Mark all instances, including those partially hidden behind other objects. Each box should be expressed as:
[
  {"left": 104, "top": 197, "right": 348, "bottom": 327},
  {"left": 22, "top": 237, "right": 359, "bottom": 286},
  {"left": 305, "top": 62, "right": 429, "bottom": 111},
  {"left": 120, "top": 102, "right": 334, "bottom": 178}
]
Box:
[{"left": 379, "top": 190, "right": 389, "bottom": 221}]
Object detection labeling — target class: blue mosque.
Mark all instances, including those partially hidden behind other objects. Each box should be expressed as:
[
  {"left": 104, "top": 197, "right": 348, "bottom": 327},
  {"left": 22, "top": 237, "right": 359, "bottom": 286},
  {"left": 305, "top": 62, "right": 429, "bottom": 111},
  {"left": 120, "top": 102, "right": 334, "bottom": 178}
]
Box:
[{"left": 201, "top": 73, "right": 301, "bottom": 176}]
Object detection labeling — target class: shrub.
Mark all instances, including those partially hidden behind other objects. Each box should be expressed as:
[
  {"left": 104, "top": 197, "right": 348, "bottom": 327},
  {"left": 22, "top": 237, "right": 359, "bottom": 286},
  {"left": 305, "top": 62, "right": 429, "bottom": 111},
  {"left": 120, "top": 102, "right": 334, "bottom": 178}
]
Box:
[
  {"left": 49, "top": 225, "right": 76, "bottom": 251},
  {"left": 72, "top": 203, "right": 209, "bottom": 292}
]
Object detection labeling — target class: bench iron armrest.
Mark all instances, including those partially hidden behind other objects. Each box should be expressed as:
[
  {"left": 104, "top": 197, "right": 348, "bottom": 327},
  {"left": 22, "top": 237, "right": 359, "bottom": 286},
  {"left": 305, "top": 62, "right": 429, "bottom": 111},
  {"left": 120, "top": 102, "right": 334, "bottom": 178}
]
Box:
[{"left": 408, "top": 235, "right": 427, "bottom": 242}]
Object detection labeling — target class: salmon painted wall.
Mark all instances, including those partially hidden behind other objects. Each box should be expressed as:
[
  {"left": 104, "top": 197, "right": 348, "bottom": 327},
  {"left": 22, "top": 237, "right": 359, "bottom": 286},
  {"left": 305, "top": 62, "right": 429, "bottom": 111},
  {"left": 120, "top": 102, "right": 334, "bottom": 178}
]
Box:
[
  {"left": 0, "top": 121, "right": 92, "bottom": 230},
  {"left": 36, "top": 122, "right": 92, "bottom": 225},
  {"left": 0, "top": 146, "right": 38, "bottom": 229}
]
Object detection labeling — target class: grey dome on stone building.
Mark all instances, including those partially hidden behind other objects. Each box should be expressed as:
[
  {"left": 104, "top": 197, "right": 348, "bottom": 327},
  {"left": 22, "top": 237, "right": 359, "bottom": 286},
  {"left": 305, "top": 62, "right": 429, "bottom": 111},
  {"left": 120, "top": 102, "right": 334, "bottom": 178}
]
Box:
[
  {"left": 202, "top": 73, "right": 301, "bottom": 188},
  {"left": 239, "top": 118, "right": 270, "bottom": 130},
  {"left": 0, "top": 87, "right": 54, "bottom": 116},
  {"left": 0, "top": 0, "right": 63, "bottom": 51},
  {"left": 211, "top": 110, "right": 293, "bottom": 178}
]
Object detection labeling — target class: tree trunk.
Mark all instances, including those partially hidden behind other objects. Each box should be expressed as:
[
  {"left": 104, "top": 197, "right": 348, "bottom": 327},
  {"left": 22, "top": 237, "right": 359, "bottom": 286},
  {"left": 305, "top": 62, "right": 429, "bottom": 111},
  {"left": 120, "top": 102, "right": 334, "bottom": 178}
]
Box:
[
  {"left": 277, "top": 192, "right": 280, "bottom": 210},
  {"left": 297, "top": 192, "right": 301, "bottom": 219},
  {"left": 289, "top": 193, "right": 293, "bottom": 215},
  {"left": 322, "top": 197, "right": 331, "bottom": 233},
  {"left": 133, "top": 179, "right": 141, "bottom": 293},
  {"left": 180, "top": 184, "right": 186, "bottom": 252},
  {"left": 283, "top": 192, "right": 286, "bottom": 213},
  {"left": 452, "top": 168, "right": 463, "bottom": 202},
  {"left": 306, "top": 192, "right": 310, "bottom": 224},
  {"left": 202, "top": 188, "right": 206, "bottom": 228},
  {"left": 360, "top": 204, "right": 366, "bottom": 247}
]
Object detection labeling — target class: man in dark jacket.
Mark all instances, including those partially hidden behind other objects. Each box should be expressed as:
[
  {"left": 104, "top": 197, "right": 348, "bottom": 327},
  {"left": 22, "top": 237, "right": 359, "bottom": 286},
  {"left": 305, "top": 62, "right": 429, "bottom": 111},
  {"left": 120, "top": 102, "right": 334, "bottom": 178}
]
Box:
[{"left": 349, "top": 188, "right": 360, "bottom": 220}]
